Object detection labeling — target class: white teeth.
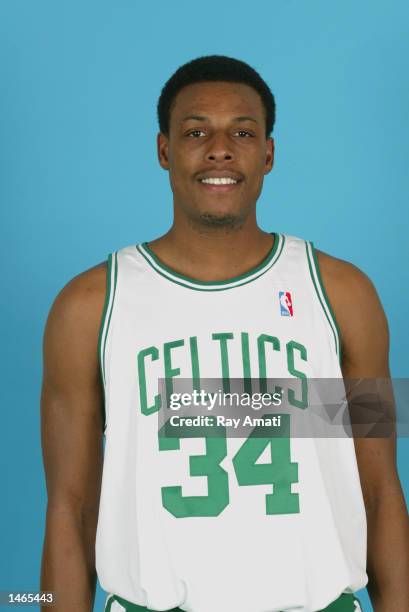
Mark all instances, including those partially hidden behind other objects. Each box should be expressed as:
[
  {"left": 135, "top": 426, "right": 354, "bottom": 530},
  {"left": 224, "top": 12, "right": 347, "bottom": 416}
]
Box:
[{"left": 201, "top": 177, "right": 238, "bottom": 185}]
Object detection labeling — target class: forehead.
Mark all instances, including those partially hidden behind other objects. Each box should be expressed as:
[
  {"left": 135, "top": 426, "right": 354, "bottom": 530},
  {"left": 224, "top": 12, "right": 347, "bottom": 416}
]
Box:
[{"left": 170, "top": 81, "right": 265, "bottom": 123}]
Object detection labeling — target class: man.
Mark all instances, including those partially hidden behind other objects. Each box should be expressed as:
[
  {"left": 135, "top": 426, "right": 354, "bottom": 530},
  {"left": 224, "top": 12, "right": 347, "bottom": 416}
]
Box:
[{"left": 40, "top": 56, "right": 409, "bottom": 611}]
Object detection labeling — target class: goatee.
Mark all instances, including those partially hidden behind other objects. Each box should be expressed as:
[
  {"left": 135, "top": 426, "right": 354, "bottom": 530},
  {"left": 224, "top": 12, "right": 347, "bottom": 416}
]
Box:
[{"left": 198, "top": 213, "right": 242, "bottom": 229}]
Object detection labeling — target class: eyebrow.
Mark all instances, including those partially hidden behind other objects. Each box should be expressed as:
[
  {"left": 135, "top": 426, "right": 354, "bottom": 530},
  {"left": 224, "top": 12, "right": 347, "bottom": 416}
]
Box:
[{"left": 180, "top": 115, "right": 259, "bottom": 124}]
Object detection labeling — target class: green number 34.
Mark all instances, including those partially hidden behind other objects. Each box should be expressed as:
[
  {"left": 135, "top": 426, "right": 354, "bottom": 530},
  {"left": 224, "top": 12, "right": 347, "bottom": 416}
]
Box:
[{"left": 158, "top": 414, "right": 299, "bottom": 517}]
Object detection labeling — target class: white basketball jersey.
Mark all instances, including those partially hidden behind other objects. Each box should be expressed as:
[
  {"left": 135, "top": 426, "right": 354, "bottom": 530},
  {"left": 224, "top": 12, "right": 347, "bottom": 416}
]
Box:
[{"left": 95, "top": 233, "right": 368, "bottom": 612}]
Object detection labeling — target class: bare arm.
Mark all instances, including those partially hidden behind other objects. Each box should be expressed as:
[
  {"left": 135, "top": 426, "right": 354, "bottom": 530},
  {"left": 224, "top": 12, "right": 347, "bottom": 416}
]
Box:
[
  {"left": 40, "top": 263, "right": 107, "bottom": 612},
  {"left": 318, "top": 250, "right": 409, "bottom": 612}
]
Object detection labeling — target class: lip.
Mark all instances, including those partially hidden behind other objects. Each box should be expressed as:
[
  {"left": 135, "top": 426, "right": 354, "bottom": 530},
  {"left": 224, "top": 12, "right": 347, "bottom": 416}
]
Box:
[{"left": 198, "top": 181, "right": 241, "bottom": 193}]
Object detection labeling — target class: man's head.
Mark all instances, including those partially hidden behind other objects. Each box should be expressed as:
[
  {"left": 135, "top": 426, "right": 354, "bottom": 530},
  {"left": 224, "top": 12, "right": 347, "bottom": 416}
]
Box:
[{"left": 156, "top": 55, "right": 276, "bottom": 230}]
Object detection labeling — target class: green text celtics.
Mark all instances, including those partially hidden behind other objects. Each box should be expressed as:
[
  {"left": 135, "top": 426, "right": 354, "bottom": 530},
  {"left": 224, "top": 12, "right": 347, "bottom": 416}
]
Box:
[{"left": 137, "top": 332, "right": 308, "bottom": 415}]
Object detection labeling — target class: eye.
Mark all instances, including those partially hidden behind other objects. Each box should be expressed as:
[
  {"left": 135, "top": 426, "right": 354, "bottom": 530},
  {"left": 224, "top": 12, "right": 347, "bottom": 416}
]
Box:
[
  {"left": 235, "top": 130, "right": 253, "bottom": 137},
  {"left": 187, "top": 130, "right": 206, "bottom": 138}
]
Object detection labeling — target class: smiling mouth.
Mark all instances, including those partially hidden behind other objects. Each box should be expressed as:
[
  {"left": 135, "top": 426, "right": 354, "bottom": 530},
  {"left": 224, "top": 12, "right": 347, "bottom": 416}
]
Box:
[
  {"left": 198, "top": 177, "right": 242, "bottom": 191},
  {"left": 200, "top": 177, "right": 238, "bottom": 185}
]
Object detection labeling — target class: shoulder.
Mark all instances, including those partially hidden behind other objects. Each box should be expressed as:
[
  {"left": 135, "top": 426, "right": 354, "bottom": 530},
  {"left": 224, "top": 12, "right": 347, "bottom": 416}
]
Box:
[
  {"left": 315, "top": 249, "right": 389, "bottom": 375},
  {"left": 315, "top": 249, "right": 376, "bottom": 300},
  {"left": 48, "top": 261, "right": 107, "bottom": 317},
  {"left": 44, "top": 261, "right": 108, "bottom": 349}
]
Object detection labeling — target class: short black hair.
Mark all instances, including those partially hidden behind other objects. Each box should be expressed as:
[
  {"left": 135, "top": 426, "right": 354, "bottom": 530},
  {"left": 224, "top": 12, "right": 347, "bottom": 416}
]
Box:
[{"left": 157, "top": 55, "right": 276, "bottom": 138}]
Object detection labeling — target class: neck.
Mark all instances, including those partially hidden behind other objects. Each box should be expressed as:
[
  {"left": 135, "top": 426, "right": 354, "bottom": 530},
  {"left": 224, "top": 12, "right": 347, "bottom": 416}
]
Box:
[{"left": 146, "top": 214, "right": 275, "bottom": 283}]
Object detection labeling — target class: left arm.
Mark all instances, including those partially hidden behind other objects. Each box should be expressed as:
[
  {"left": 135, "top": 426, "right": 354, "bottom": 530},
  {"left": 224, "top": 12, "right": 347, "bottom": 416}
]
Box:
[{"left": 317, "top": 250, "right": 409, "bottom": 612}]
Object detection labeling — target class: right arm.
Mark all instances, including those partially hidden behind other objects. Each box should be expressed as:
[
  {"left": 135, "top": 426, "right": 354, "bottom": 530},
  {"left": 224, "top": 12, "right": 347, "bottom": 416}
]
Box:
[{"left": 40, "top": 263, "right": 107, "bottom": 611}]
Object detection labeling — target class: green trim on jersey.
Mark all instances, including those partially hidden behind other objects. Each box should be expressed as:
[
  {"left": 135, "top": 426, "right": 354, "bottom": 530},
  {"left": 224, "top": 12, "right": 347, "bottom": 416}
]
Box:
[
  {"left": 306, "top": 241, "right": 342, "bottom": 363},
  {"left": 98, "top": 252, "right": 118, "bottom": 431},
  {"left": 104, "top": 592, "right": 362, "bottom": 612},
  {"left": 104, "top": 595, "right": 115, "bottom": 611},
  {"left": 136, "top": 233, "right": 285, "bottom": 291}
]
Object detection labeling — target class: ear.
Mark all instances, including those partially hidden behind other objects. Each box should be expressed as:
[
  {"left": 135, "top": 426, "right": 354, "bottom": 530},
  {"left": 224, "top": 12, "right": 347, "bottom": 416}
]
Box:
[
  {"left": 264, "top": 137, "right": 275, "bottom": 175},
  {"left": 157, "top": 132, "right": 170, "bottom": 170}
]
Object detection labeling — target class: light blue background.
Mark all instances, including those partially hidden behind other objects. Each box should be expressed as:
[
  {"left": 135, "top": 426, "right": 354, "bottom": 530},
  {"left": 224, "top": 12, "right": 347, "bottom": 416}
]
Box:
[{"left": 0, "top": 1, "right": 408, "bottom": 610}]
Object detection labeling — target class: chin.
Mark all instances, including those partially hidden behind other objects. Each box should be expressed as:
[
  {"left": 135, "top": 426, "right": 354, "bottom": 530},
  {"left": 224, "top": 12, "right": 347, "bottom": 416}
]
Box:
[{"left": 197, "top": 212, "right": 244, "bottom": 229}]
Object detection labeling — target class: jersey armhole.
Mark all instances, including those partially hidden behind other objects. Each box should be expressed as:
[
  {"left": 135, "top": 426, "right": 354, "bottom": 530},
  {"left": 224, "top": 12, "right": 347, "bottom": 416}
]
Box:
[
  {"left": 98, "top": 251, "right": 118, "bottom": 433},
  {"left": 305, "top": 241, "right": 342, "bottom": 364}
]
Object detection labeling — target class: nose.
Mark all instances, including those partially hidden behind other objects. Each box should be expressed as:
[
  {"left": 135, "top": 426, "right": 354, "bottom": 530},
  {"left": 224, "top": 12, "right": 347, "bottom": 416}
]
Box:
[{"left": 205, "top": 132, "right": 234, "bottom": 163}]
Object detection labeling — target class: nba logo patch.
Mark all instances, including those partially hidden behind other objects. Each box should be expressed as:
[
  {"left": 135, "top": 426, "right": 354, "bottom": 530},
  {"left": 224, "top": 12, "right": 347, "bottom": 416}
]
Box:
[{"left": 279, "top": 291, "right": 294, "bottom": 316}]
